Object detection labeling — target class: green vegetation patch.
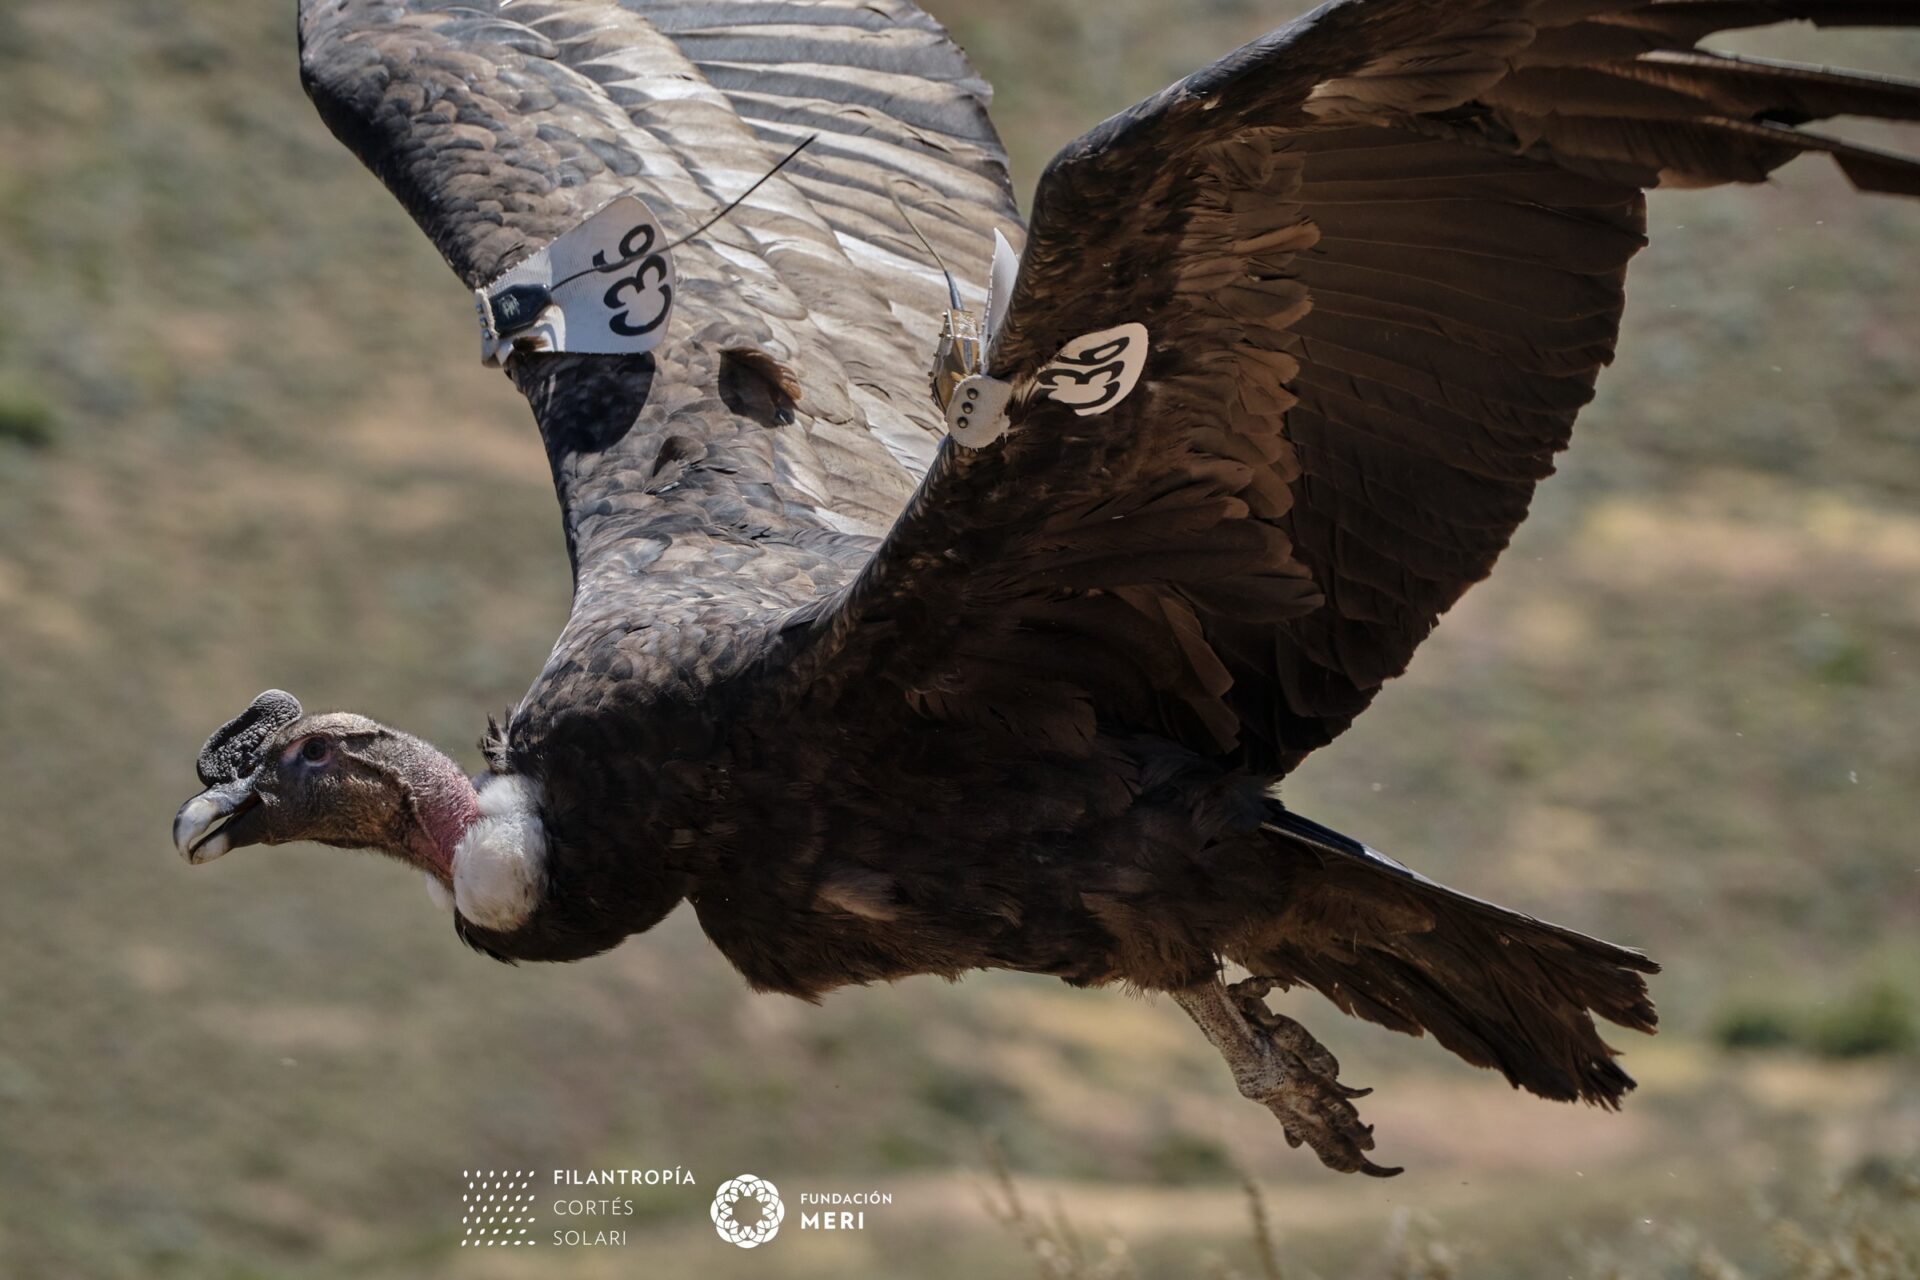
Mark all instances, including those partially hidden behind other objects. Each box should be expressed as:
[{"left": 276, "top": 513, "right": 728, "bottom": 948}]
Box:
[
  {"left": 0, "top": 380, "right": 56, "bottom": 448},
  {"left": 1715, "top": 980, "right": 1919, "bottom": 1059}
]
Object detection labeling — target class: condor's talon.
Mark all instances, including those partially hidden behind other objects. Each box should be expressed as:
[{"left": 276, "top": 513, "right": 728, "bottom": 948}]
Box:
[
  {"left": 1231, "top": 978, "right": 1348, "bottom": 1081},
  {"left": 1174, "top": 977, "right": 1403, "bottom": 1178}
]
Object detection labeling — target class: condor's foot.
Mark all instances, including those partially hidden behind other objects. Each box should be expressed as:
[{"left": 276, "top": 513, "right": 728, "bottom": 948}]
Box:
[{"left": 1171, "top": 976, "right": 1402, "bottom": 1177}]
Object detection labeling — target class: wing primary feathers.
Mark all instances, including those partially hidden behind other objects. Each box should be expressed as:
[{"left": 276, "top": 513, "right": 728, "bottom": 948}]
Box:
[{"left": 1624, "top": 49, "right": 1920, "bottom": 124}]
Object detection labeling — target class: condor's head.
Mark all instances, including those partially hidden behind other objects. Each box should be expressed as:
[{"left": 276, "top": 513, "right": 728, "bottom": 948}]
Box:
[{"left": 172, "top": 690, "right": 483, "bottom": 893}]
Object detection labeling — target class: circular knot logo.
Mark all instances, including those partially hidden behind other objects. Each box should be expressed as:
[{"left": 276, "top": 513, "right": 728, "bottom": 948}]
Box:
[{"left": 710, "top": 1174, "right": 784, "bottom": 1249}]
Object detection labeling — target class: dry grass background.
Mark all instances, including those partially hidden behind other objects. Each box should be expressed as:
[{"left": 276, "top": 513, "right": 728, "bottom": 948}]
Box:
[{"left": 0, "top": 2, "right": 1917, "bottom": 1277}]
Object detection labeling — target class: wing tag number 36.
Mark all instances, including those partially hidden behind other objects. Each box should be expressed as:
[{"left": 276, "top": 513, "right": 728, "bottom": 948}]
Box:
[
  {"left": 591, "top": 222, "right": 672, "bottom": 338},
  {"left": 475, "top": 194, "right": 677, "bottom": 367},
  {"left": 1035, "top": 323, "right": 1149, "bottom": 416}
]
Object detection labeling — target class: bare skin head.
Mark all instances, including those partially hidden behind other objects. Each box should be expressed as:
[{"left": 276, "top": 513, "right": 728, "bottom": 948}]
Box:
[{"left": 173, "top": 692, "right": 477, "bottom": 886}]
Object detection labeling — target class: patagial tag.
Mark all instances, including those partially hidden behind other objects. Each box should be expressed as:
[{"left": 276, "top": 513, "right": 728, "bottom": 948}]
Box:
[
  {"left": 1035, "top": 323, "right": 1149, "bottom": 416},
  {"left": 474, "top": 195, "right": 677, "bottom": 367}
]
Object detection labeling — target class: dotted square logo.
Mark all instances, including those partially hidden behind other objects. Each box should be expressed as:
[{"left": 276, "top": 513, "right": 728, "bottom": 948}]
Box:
[{"left": 462, "top": 1169, "right": 537, "bottom": 1247}]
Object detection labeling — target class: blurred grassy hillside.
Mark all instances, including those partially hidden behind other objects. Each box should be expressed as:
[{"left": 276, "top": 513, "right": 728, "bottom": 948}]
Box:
[{"left": 1, "top": 2, "right": 1917, "bottom": 1278}]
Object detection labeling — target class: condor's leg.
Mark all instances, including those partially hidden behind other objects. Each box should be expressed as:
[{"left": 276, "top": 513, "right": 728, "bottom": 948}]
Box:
[{"left": 1170, "top": 976, "right": 1402, "bottom": 1177}]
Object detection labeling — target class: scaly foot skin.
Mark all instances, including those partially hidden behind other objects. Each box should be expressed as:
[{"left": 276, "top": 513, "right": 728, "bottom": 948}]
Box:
[{"left": 1226, "top": 977, "right": 1403, "bottom": 1178}]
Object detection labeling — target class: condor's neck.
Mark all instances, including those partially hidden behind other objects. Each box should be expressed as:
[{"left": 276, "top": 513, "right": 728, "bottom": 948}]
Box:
[{"left": 395, "top": 740, "right": 481, "bottom": 885}]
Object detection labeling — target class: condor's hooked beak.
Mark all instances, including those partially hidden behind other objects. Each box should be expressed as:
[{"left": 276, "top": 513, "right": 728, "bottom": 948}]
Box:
[{"left": 172, "top": 777, "right": 262, "bottom": 864}]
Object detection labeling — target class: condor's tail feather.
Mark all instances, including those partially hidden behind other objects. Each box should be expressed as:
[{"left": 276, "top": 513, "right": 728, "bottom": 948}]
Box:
[{"left": 1232, "top": 805, "right": 1659, "bottom": 1108}]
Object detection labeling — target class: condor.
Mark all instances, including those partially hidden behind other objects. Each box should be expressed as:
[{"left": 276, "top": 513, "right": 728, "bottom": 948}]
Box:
[{"left": 174, "top": 0, "right": 1920, "bottom": 1175}]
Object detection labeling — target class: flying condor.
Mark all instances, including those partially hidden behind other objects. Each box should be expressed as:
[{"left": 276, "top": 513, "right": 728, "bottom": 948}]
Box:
[{"left": 173, "top": 0, "right": 1920, "bottom": 1175}]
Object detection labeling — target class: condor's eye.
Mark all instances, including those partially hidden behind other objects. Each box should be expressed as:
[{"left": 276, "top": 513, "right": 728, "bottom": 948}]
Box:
[{"left": 299, "top": 737, "right": 333, "bottom": 765}]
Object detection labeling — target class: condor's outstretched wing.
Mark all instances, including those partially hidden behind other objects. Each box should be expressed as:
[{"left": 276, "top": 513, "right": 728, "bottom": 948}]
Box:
[
  {"left": 300, "top": 0, "right": 1045, "bottom": 786},
  {"left": 783, "top": 0, "right": 1920, "bottom": 775},
  {"left": 300, "top": 0, "right": 1017, "bottom": 560}
]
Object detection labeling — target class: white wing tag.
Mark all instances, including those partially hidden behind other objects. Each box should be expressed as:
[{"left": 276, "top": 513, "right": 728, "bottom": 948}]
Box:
[
  {"left": 474, "top": 195, "right": 676, "bottom": 367},
  {"left": 1034, "top": 323, "right": 1149, "bottom": 416}
]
